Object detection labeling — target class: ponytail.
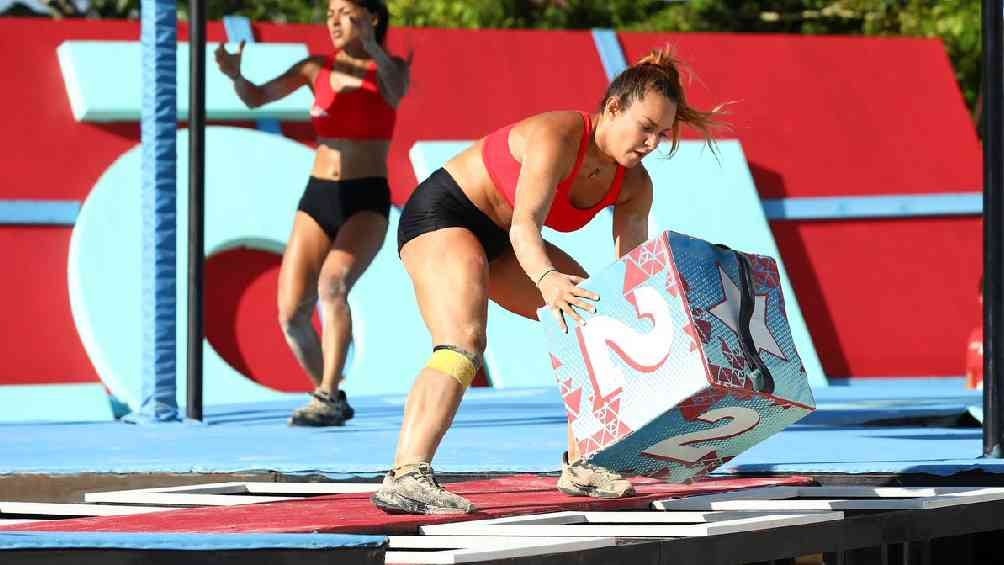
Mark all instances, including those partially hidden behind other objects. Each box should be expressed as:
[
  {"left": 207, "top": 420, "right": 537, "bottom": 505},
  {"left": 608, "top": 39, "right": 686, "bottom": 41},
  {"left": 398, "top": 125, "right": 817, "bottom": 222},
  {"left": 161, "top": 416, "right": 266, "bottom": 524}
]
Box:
[{"left": 601, "top": 46, "right": 728, "bottom": 157}]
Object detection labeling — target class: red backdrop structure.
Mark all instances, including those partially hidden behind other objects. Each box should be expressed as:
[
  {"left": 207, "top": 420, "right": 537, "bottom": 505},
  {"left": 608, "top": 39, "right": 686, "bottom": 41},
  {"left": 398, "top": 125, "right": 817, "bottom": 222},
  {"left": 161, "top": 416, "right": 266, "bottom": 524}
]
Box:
[{"left": 0, "top": 19, "right": 981, "bottom": 389}]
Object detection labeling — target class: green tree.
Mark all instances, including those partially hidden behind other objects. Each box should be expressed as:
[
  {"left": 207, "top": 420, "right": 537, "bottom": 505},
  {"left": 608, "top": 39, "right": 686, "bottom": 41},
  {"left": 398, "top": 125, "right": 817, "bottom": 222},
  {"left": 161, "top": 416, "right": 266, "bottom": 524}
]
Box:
[
  {"left": 388, "top": 0, "right": 670, "bottom": 30},
  {"left": 195, "top": 0, "right": 321, "bottom": 24}
]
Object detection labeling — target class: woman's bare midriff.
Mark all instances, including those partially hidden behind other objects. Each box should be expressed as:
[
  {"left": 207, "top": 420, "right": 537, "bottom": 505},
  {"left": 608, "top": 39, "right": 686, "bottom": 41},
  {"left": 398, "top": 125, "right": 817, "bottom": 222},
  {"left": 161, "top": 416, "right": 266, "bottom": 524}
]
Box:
[
  {"left": 442, "top": 138, "right": 515, "bottom": 229},
  {"left": 311, "top": 138, "right": 391, "bottom": 180}
]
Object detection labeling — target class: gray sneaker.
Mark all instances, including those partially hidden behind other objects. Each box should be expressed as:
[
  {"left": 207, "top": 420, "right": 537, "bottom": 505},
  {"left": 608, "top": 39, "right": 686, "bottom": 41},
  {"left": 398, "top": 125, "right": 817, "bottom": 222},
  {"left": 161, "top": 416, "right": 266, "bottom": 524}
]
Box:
[
  {"left": 557, "top": 451, "right": 635, "bottom": 499},
  {"left": 289, "top": 389, "right": 353, "bottom": 427},
  {"left": 371, "top": 463, "right": 477, "bottom": 515}
]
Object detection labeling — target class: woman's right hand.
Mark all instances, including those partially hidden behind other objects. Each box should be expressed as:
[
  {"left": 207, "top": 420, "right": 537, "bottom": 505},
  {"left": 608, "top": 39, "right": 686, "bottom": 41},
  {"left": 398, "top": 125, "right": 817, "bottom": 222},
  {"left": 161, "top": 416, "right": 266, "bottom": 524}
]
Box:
[
  {"left": 214, "top": 40, "right": 245, "bottom": 80},
  {"left": 537, "top": 271, "right": 600, "bottom": 334}
]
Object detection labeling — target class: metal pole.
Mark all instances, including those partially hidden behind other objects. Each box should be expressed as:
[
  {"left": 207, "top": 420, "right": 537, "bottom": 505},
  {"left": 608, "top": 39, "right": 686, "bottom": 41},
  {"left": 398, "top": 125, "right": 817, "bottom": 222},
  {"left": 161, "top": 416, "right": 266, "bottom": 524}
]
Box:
[
  {"left": 187, "top": 0, "right": 206, "bottom": 421},
  {"left": 983, "top": 0, "right": 1004, "bottom": 457},
  {"left": 135, "top": 0, "right": 180, "bottom": 423}
]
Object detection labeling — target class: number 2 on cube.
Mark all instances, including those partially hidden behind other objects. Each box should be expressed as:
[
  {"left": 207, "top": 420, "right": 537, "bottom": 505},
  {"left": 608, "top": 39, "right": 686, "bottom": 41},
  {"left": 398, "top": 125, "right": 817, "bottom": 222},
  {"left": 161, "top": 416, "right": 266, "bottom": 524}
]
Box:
[
  {"left": 641, "top": 407, "right": 761, "bottom": 464},
  {"left": 576, "top": 286, "right": 673, "bottom": 408}
]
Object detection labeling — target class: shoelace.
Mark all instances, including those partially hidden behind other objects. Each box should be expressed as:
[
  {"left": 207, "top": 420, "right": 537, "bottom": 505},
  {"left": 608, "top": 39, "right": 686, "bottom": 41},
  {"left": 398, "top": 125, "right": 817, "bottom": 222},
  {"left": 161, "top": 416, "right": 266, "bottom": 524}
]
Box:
[
  {"left": 575, "top": 460, "right": 620, "bottom": 480},
  {"left": 311, "top": 391, "right": 335, "bottom": 404},
  {"left": 406, "top": 465, "right": 446, "bottom": 491},
  {"left": 310, "top": 391, "right": 350, "bottom": 411}
]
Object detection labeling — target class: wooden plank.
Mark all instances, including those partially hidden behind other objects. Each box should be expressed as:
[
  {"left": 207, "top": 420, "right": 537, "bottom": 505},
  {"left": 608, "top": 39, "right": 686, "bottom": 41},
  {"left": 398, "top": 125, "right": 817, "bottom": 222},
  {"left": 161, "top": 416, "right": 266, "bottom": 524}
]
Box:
[
  {"left": 463, "top": 511, "right": 586, "bottom": 526},
  {"left": 578, "top": 511, "right": 799, "bottom": 523},
  {"left": 919, "top": 488, "right": 1004, "bottom": 509},
  {"left": 387, "top": 536, "right": 615, "bottom": 549},
  {"left": 83, "top": 492, "right": 287, "bottom": 507},
  {"left": 655, "top": 498, "right": 931, "bottom": 511},
  {"left": 420, "top": 523, "right": 690, "bottom": 538},
  {"left": 442, "top": 538, "right": 615, "bottom": 564},
  {"left": 473, "top": 510, "right": 764, "bottom": 526},
  {"left": 85, "top": 482, "right": 380, "bottom": 500},
  {"left": 796, "top": 486, "right": 998, "bottom": 498},
  {"left": 82, "top": 483, "right": 250, "bottom": 501},
  {"left": 242, "top": 482, "right": 379, "bottom": 495},
  {"left": 133, "top": 482, "right": 249, "bottom": 494},
  {"left": 654, "top": 498, "right": 867, "bottom": 511},
  {"left": 385, "top": 537, "right": 614, "bottom": 564},
  {"left": 701, "top": 512, "right": 844, "bottom": 535},
  {"left": 652, "top": 486, "right": 802, "bottom": 508},
  {"left": 653, "top": 489, "right": 1004, "bottom": 511},
  {"left": 654, "top": 486, "right": 1004, "bottom": 510},
  {"left": 420, "top": 512, "right": 843, "bottom": 538},
  {"left": 0, "top": 502, "right": 168, "bottom": 517}
]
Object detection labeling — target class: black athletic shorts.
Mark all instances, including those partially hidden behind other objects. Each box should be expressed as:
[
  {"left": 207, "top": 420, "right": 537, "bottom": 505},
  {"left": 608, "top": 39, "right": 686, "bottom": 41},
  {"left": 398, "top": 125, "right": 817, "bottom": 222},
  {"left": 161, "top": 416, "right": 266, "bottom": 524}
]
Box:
[
  {"left": 397, "top": 168, "right": 510, "bottom": 261},
  {"left": 297, "top": 176, "right": 391, "bottom": 240}
]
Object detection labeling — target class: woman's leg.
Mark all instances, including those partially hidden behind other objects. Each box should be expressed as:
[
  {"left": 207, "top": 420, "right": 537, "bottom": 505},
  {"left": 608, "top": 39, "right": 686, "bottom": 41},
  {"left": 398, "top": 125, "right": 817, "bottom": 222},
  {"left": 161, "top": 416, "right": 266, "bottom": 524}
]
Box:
[
  {"left": 315, "top": 211, "right": 388, "bottom": 396},
  {"left": 488, "top": 243, "right": 634, "bottom": 498},
  {"left": 284, "top": 210, "right": 388, "bottom": 426},
  {"left": 395, "top": 227, "right": 490, "bottom": 465},
  {"left": 277, "top": 212, "right": 330, "bottom": 389},
  {"left": 372, "top": 227, "right": 489, "bottom": 515}
]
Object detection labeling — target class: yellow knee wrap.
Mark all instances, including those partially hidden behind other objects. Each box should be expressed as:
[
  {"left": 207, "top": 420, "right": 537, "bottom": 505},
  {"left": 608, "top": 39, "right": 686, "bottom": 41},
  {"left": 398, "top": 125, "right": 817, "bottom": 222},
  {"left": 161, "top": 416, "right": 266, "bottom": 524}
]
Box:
[{"left": 427, "top": 348, "right": 477, "bottom": 389}]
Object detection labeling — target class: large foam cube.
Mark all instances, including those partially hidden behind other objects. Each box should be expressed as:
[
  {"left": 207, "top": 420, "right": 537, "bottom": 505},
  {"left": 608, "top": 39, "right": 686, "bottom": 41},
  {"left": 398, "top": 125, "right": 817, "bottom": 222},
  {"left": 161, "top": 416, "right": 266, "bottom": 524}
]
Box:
[{"left": 544, "top": 231, "right": 816, "bottom": 482}]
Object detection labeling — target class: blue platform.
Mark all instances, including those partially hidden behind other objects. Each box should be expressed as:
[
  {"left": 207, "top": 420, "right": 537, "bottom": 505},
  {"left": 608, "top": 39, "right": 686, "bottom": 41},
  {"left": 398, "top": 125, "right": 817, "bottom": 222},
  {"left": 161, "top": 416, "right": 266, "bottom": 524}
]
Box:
[
  {"left": 0, "top": 378, "right": 991, "bottom": 478},
  {"left": 0, "top": 532, "right": 385, "bottom": 551}
]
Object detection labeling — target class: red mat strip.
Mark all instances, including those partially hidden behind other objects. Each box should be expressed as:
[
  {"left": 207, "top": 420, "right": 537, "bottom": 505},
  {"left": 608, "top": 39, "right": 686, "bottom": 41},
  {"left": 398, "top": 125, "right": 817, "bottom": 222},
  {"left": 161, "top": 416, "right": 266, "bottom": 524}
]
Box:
[{"left": 4, "top": 475, "right": 812, "bottom": 535}]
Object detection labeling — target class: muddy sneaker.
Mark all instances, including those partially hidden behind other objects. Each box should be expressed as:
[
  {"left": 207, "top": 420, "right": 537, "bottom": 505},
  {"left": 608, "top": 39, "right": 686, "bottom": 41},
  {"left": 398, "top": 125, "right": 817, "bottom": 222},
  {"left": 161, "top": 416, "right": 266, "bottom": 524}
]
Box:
[
  {"left": 557, "top": 451, "right": 635, "bottom": 499},
  {"left": 289, "top": 389, "right": 351, "bottom": 427},
  {"left": 334, "top": 390, "right": 354, "bottom": 421},
  {"left": 371, "top": 463, "right": 477, "bottom": 515}
]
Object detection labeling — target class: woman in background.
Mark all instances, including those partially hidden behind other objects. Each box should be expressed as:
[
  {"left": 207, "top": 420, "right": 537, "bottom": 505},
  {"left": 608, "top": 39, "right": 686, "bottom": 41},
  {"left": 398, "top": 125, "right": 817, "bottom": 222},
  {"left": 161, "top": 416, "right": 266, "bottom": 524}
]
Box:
[{"left": 216, "top": 0, "right": 409, "bottom": 426}]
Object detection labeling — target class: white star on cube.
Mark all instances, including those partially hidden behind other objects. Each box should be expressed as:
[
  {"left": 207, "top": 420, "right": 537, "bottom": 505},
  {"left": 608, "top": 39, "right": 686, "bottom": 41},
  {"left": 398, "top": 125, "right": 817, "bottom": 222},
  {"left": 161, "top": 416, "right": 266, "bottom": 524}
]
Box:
[{"left": 708, "top": 266, "right": 787, "bottom": 360}]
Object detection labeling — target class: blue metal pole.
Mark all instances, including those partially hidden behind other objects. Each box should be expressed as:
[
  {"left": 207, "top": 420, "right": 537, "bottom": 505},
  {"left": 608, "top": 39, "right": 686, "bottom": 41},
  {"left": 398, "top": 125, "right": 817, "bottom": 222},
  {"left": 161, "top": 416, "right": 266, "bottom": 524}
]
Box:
[{"left": 135, "top": 0, "right": 180, "bottom": 423}]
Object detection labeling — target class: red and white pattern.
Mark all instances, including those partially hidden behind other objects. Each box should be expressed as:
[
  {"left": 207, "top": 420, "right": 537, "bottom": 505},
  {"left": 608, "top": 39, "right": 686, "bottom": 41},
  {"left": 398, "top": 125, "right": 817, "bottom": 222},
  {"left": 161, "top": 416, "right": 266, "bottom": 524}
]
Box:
[
  {"left": 709, "top": 339, "right": 753, "bottom": 390},
  {"left": 559, "top": 376, "right": 583, "bottom": 422},
  {"left": 546, "top": 231, "right": 813, "bottom": 482},
  {"left": 622, "top": 238, "right": 669, "bottom": 294},
  {"left": 578, "top": 391, "right": 634, "bottom": 458},
  {"left": 750, "top": 255, "right": 781, "bottom": 293}
]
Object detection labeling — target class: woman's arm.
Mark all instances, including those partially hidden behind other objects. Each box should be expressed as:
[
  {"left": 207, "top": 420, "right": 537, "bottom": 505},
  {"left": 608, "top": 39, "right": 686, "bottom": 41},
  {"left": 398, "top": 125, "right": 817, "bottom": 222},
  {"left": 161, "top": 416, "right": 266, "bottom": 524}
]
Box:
[
  {"left": 509, "top": 116, "right": 599, "bottom": 332},
  {"left": 509, "top": 126, "right": 567, "bottom": 285},
  {"left": 366, "top": 45, "right": 410, "bottom": 107},
  {"left": 215, "top": 42, "right": 315, "bottom": 109},
  {"left": 355, "top": 18, "right": 410, "bottom": 107},
  {"left": 612, "top": 166, "right": 654, "bottom": 258}
]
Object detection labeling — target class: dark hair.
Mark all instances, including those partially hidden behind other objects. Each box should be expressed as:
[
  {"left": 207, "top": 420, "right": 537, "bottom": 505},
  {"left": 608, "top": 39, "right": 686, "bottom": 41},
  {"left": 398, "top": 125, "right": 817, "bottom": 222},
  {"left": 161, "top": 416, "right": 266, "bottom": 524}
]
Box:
[
  {"left": 600, "top": 46, "right": 727, "bottom": 157},
  {"left": 348, "top": 0, "right": 389, "bottom": 45}
]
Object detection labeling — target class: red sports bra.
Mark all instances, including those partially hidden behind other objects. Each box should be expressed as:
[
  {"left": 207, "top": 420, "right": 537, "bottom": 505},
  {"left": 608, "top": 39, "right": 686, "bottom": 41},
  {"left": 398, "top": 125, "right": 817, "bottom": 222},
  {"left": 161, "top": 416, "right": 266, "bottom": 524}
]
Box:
[
  {"left": 481, "top": 111, "right": 625, "bottom": 233},
  {"left": 310, "top": 55, "right": 396, "bottom": 140}
]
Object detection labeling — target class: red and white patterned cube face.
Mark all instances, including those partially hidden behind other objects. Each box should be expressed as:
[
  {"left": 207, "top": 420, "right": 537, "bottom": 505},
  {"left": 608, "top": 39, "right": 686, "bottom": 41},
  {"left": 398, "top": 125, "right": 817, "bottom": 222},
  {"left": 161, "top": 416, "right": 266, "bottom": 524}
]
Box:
[{"left": 544, "top": 231, "right": 815, "bottom": 482}]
